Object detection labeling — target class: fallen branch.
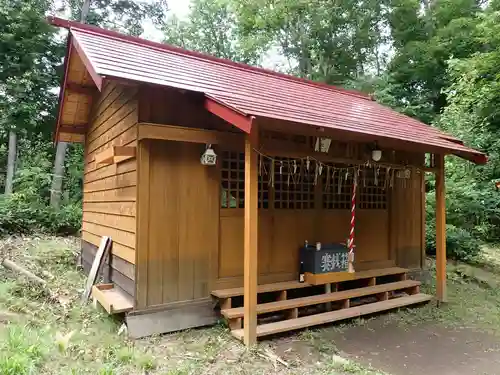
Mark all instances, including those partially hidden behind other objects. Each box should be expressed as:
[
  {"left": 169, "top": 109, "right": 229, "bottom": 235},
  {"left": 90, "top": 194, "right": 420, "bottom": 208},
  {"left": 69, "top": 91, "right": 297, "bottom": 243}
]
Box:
[
  {"left": 1, "top": 258, "right": 47, "bottom": 286},
  {"left": 257, "top": 348, "right": 289, "bottom": 368}
]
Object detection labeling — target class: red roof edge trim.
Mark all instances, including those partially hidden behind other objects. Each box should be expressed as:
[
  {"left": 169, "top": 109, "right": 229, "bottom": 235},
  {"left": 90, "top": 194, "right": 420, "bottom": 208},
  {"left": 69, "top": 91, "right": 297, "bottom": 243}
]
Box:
[
  {"left": 46, "top": 16, "right": 371, "bottom": 101},
  {"left": 472, "top": 153, "right": 488, "bottom": 165},
  {"left": 70, "top": 33, "right": 103, "bottom": 91},
  {"left": 205, "top": 96, "right": 253, "bottom": 133},
  {"left": 452, "top": 151, "right": 488, "bottom": 165},
  {"left": 54, "top": 35, "right": 73, "bottom": 144}
]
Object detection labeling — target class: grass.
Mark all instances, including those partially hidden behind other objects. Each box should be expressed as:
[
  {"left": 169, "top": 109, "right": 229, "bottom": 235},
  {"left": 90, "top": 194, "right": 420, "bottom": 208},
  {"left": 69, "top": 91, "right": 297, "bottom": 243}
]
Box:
[
  {"left": 0, "top": 236, "right": 381, "bottom": 375},
  {"left": 1, "top": 237, "right": 500, "bottom": 374}
]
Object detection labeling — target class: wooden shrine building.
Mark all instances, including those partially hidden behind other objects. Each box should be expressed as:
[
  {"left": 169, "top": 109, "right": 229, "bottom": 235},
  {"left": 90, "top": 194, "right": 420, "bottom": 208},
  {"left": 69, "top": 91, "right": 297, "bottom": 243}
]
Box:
[{"left": 49, "top": 17, "right": 487, "bottom": 345}]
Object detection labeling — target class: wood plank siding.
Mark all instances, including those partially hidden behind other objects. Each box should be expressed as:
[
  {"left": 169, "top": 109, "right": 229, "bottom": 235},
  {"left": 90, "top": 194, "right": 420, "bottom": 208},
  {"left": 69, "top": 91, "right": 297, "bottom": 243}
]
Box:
[
  {"left": 135, "top": 140, "right": 219, "bottom": 309},
  {"left": 389, "top": 153, "right": 426, "bottom": 269},
  {"left": 81, "top": 81, "right": 138, "bottom": 296},
  {"left": 134, "top": 86, "right": 426, "bottom": 306}
]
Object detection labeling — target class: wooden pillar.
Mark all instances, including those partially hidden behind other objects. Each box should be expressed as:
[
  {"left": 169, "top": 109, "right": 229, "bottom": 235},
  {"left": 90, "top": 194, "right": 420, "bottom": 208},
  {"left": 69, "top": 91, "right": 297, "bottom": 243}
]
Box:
[
  {"left": 435, "top": 154, "right": 447, "bottom": 302},
  {"left": 244, "top": 126, "right": 259, "bottom": 346}
]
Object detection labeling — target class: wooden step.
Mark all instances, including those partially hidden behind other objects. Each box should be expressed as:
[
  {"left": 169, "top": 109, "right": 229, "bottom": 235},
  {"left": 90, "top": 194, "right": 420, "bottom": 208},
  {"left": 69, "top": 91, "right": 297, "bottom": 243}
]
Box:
[
  {"left": 231, "top": 294, "right": 432, "bottom": 340},
  {"left": 212, "top": 280, "right": 312, "bottom": 299},
  {"left": 222, "top": 280, "right": 421, "bottom": 320},
  {"left": 305, "top": 267, "right": 408, "bottom": 285},
  {"left": 92, "top": 283, "right": 133, "bottom": 314}
]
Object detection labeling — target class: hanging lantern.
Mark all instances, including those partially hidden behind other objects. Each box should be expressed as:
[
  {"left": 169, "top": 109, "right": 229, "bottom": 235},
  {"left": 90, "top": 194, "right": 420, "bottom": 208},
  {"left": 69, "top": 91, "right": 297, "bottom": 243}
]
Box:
[
  {"left": 200, "top": 144, "right": 217, "bottom": 166},
  {"left": 371, "top": 143, "right": 382, "bottom": 162}
]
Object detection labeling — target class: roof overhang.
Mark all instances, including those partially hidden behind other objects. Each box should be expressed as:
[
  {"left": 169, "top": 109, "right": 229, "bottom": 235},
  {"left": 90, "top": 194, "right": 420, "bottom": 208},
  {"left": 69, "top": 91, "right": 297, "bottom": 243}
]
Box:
[{"left": 47, "top": 16, "right": 488, "bottom": 164}]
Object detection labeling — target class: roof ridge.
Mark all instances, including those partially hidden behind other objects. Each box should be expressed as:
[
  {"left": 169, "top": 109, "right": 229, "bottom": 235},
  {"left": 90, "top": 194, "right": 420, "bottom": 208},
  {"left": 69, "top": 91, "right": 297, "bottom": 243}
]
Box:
[{"left": 47, "top": 16, "right": 372, "bottom": 101}]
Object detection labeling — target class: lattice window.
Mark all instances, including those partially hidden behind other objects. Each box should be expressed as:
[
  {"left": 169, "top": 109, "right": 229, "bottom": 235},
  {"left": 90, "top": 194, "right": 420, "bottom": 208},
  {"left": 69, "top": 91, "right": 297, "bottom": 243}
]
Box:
[
  {"left": 274, "top": 157, "right": 315, "bottom": 209},
  {"left": 322, "top": 166, "right": 388, "bottom": 210},
  {"left": 220, "top": 151, "right": 269, "bottom": 209},
  {"left": 322, "top": 167, "right": 354, "bottom": 209},
  {"left": 359, "top": 167, "right": 388, "bottom": 209}
]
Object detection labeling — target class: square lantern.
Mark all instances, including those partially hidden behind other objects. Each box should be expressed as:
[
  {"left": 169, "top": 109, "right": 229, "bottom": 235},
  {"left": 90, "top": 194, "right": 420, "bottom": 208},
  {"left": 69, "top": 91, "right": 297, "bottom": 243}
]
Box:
[{"left": 201, "top": 145, "right": 217, "bottom": 166}]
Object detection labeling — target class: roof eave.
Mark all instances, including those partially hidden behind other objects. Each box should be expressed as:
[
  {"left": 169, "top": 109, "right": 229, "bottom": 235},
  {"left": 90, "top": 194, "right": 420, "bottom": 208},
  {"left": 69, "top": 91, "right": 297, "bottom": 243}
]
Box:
[
  {"left": 54, "top": 35, "right": 72, "bottom": 144},
  {"left": 205, "top": 96, "right": 254, "bottom": 133}
]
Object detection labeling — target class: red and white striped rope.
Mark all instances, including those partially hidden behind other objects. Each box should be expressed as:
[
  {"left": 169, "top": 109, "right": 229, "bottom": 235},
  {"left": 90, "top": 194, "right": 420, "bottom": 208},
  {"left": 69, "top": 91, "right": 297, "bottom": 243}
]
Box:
[{"left": 349, "top": 173, "right": 357, "bottom": 252}]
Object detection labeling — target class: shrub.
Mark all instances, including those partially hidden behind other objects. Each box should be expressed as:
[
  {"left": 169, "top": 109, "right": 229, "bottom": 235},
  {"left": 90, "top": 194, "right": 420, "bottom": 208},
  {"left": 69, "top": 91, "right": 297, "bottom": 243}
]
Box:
[
  {"left": 426, "top": 221, "right": 481, "bottom": 262},
  {"left": 0, "top": 193, "right": 81, "bottom": 236}
]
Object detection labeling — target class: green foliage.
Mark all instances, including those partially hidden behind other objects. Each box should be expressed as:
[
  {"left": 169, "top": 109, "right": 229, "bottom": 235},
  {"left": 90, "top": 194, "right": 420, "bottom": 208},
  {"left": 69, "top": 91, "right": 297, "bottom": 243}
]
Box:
[
  {"left": 380, "top": 0, "right": 482, "bottom": 123},
  {"left": 426, "top": 221, "right": 482, "bottom": 262},
  {"left": 64, "top": 0, "right": 168, "bottom": 35},
  {"left": 0, "top": 194, "right": 81, "bottom": 236},
  {"left": 164, "top": 0, "right": 261, "bottom": 63},
  {"left": 233, "top": 0, "right": 390, "bottom": 82},
  {"left": 0, "top": 138, "right": 82, "bottom": 235}
]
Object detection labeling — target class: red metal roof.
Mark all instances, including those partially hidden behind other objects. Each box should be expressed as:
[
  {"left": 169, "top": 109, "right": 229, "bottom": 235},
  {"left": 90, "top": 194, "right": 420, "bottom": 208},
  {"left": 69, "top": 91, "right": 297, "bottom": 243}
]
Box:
[{"left": 48, "top": 17, "right": 486, "bottom": 164}]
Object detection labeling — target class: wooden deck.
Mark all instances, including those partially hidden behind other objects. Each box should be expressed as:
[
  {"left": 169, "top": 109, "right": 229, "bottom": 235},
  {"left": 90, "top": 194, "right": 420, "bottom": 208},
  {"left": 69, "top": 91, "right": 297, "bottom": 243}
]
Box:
[
  {"left": 211, "top": 268, "right": 432, "bottom": 340},
  {"left": 231, "top": 294, "right": 432, "bottom": 339}
]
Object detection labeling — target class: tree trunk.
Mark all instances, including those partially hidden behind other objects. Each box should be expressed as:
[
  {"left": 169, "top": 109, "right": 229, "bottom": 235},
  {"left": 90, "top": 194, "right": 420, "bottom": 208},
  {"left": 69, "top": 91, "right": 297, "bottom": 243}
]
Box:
[
  {"left": 50, "top": 141, "right": 67, "bottom": 208},
  {"left": 50, "top": 0, "right": 91, "bottom": 208},
  {"left": 4, "top": 130, "right": 17, "bottom": 195}
]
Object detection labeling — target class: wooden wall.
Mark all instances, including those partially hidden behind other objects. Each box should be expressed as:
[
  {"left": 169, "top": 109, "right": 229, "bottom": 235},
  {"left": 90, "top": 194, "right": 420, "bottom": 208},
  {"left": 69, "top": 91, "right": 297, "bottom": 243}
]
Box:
[
  {"left": 390, "top": 169, "right": 425, "bottom": 269},
  {"left": 81, "top": 81, "right": 138, "bottom": 298},
  {"left": 134, "top": 86, "right": 426, "bottom": 302},
  {"left": 135, "top": 140, "right": 219, "bottom": 309},
  {"left": 217, "top": 209, "right": 391, "bottom": 289}
]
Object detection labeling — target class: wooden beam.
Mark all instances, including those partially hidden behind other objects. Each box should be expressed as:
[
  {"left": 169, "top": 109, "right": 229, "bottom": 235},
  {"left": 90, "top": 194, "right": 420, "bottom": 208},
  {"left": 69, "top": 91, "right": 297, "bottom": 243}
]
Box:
[
  {"left": 94, "top": 146, "right": 136, "bottom": 165},
  {"left": 261, "top": 141, "right": 432, "bottom": 171},
  {"left": 205, "top": 97, "right": 254, "bottom": 133},
  {"left": 135, "top": 140, "right": 151, "bottom": 309},
  {"left": 435, "top": 154, "right": 447, "bottom": 302},
  {"left": 66, "top": 82, "right": 96, "bottom": 96},
  {"left": 243, "top": 124, "right": 259, "bottom": 347},
  {"left": 58, "top": 132, "right": 85, "bottom": 143},
  {"left": 137, "top": 123, "right": 244, "bottom": 146},
  {"left": 59, "top": 124, "right": 87, "bottom": 134}
]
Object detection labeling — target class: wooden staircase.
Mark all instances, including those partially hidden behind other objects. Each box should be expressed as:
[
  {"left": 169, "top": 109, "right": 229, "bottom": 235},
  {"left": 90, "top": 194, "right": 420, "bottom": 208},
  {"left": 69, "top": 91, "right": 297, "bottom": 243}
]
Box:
[{"left": 211, "top": 267, "right": 432, "bottom": 341}]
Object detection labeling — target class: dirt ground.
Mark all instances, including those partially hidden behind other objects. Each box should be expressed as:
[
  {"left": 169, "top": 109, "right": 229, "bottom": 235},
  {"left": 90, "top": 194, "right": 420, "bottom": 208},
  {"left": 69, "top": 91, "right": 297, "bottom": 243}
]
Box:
[{"left": 326, "top": 318, "right": 500, "bottom": 375}]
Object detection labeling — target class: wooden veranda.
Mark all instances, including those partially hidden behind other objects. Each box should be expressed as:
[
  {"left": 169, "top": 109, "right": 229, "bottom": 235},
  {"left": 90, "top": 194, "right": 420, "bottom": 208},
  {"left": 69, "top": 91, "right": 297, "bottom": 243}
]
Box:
[{"left": 213, "top": 126, "right": 446, "bottom": 346}]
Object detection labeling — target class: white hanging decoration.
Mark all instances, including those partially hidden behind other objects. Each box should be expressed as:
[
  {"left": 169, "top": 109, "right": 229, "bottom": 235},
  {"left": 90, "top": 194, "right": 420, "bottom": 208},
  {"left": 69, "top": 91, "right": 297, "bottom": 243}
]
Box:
[
  {"left": 293, "top": 160, "right": 298, "bottom": 174},
  {"left": 201, "top": 144, "right": 217, "bottom": 166},
  {"left": 318, "top": 163, "right": 323, "bottom": 176},
  {"left": 306, "top": 156, "right": 310, "bottom": 172},
  {"left": 315, "top": 137, "right": 332, "bottom": 153},
  {"left": 396, "top": 168, "right": 411, "bottom": 179},
  {"left": 279, "top": 161, "right": 283, "bottom": 175}
]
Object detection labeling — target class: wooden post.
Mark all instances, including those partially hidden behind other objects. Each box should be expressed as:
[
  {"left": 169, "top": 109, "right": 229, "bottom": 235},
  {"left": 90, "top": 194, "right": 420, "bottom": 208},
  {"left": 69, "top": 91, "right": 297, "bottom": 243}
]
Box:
[
  {"left": 244, "top": 126, "right": 259, "bottom": 346},
  {"left": 435, "top": 154, "right": 447, "bottom": 303}
]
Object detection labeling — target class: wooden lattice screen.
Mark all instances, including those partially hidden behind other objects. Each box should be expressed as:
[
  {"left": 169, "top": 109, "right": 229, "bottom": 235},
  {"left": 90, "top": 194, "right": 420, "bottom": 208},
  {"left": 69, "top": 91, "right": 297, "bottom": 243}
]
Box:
[
  {"left": 221, "top": 153, "right": 387, "bottom": 210},
  {"left": 220, "top": 151, "right": 269, "bottom": 209},
  {"left": 322, "top": 168, "right": 353, "bottom": 210},
  {"left": 323, "top": 166, "right": 388, "bottom": 210},
  {"left": 273, "top": 157, "right": 315, "bottom": 209},
  {"left": 359, "top": 167, "right": 388, "bottom": 209}
]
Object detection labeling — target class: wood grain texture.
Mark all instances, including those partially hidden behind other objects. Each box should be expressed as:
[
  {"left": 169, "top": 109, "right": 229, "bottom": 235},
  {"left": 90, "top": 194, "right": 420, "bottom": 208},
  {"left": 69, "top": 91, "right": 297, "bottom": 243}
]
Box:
[
  {"left": 244, "top": 128, "right": 259, "bottom": 346},
  {"left": 135, "top": 140, "right": 150, "bottom": 308},
  {"left": 305, "top": 267, "right": 407, "bottom": 285},
  {"left": 81, "top": 239, "right": 135, "bottom": 298},
  {"left": 81, "top": 82, "right": 138, "bottom": 268},
  {"left": 435, "top": 154, "right": 447, "bottom": 302},
  {"left": 222, "top": 280, "right": 421, "bottom": 319},
  {"left": 138, "top": 123, "right": 244, "bottom": 145},
  {"left": 389, "top": 153, "right": 425, "bottom": 269},
  {"left": 126, "top": 298, "right": 217, "bottom": 338},
  {"left": 135, "top": 140, "right": 219, "bottom": 308},
  {"left": 231, "top": 293, "right": 433, "bottom": 339},
  {"left": 82, "top": 231, "right": 135, "bottom": 264}
]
